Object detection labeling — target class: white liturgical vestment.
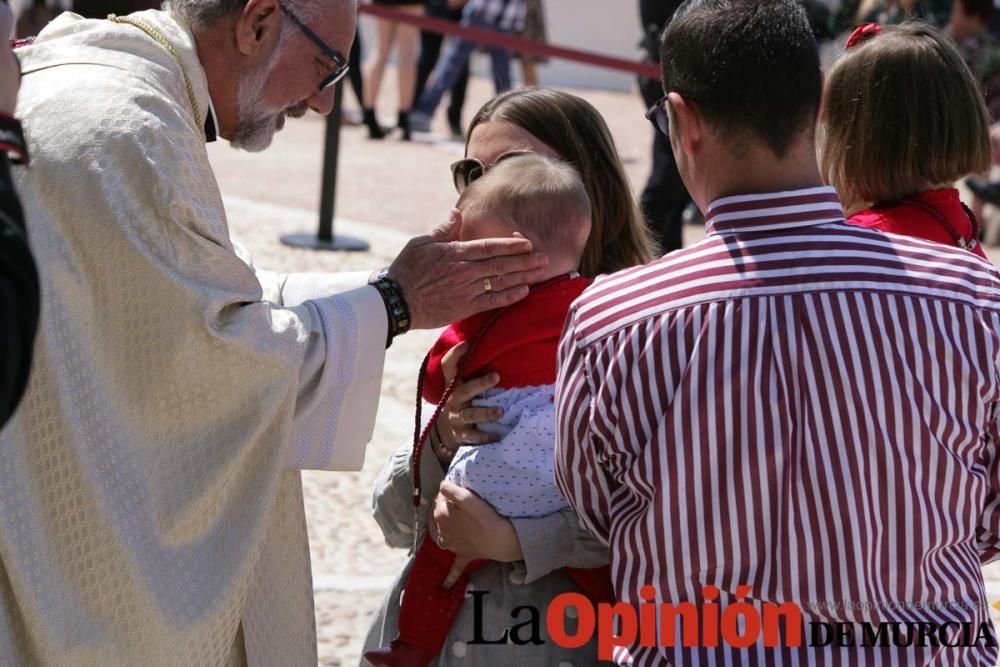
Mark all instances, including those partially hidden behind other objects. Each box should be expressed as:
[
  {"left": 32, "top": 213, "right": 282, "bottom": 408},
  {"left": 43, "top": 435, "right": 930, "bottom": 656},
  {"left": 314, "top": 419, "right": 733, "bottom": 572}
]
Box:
[{"left": 0, "top": 10, "right": 387, "bottom": 666}]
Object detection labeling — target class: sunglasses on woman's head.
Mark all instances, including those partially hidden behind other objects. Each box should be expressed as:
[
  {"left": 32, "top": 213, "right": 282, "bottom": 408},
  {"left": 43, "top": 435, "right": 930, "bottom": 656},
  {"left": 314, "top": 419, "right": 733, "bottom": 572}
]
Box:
[{"left": 450, "top": 150, "right": 534, "bottom": 194}]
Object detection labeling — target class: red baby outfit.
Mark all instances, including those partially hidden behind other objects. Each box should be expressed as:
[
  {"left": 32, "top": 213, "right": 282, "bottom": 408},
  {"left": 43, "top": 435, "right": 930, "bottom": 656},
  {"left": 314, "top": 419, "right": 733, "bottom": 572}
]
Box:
[{"left": 366, "top": 275, "right": 614, "bottom": 667}]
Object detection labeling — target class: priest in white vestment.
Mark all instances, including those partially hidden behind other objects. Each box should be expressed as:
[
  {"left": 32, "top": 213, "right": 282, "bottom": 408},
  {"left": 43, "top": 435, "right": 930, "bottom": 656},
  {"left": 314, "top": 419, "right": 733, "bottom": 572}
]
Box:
[{"left": 0, "top": 0, "right": 548, "bottom": 664}]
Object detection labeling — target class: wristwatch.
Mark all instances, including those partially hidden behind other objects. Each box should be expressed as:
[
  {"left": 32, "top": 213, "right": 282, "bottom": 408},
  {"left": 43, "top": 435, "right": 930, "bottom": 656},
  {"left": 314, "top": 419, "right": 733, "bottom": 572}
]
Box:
[{"left": 369, "top": 268, "right": 411, "bottom": 348}]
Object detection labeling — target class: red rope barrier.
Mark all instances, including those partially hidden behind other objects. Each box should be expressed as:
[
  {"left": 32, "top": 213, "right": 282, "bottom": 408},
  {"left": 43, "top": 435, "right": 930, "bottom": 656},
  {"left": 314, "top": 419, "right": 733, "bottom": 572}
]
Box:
[{"left": 358, "top": 3, "right": 661, "bottom": 80}]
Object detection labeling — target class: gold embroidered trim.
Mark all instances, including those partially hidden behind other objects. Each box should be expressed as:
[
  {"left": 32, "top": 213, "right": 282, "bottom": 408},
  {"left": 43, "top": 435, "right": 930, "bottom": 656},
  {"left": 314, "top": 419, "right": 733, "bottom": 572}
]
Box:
[{"left": 107, "top": 14, "right": 203, "bottom": 135}]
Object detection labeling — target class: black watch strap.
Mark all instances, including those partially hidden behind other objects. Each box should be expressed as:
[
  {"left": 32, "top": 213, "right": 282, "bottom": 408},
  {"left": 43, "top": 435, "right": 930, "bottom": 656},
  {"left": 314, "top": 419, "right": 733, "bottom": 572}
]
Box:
[{"left": 369, "top": 268, "right": 411, "bottom": 348}]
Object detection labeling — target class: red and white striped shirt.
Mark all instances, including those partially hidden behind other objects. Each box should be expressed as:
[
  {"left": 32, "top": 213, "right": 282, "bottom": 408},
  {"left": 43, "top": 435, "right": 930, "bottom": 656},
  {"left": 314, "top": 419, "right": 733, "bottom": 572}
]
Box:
[{"left": 555, "top": 187, "right": 1000, "bottom": 665}]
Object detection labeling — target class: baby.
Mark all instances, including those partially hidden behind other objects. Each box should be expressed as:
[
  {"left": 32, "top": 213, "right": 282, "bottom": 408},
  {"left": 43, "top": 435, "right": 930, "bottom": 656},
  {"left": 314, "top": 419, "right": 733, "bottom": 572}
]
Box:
[{"left": 365, "top": 154, "right": 612, "bottom": 667}]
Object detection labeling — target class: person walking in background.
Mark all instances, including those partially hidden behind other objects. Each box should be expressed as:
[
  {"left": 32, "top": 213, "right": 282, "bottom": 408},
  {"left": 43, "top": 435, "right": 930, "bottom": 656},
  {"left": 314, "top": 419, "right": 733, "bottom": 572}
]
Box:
[
  {"left": 515, "top": 0, "right": 547, "bottom": 86},
  {"left": 362, "top": 0, "right": 423, "bottom": 140},
  {"left": 949, "top": 0, "right": 1000, "bottom": 122},
  {"left": 637, "top": 0, "right": 687, "bottom": 253},
  {"left": 0, "top": 2, "right": 37, "bottom": 429},
  {"left": 557, "top": 0, "right": 1000, "bottom": 664},
  {"left": 949, "top": 0, "right": 1000, "bottom": 212},
  {"left": 409, "top": 0, "right": 527, "bottom": 134},
  {"left": 343, "top": 28, "right": 365, "bottom": 124},
  {"left": 415, "top": 0, "right": 469, "bottom": 139}
]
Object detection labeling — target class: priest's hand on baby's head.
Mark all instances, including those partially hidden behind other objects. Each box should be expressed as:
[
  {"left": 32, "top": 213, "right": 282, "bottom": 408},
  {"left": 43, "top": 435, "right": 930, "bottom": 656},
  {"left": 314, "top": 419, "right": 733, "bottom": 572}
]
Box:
[{"left": 387, "top": 209, "right": 549, "bottom": 330}]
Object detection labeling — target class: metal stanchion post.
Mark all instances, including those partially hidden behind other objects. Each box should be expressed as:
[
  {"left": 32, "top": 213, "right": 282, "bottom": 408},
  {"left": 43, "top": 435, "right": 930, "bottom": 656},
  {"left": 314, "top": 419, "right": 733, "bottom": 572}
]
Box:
[{"left": 281, "top": 82, "right": 370, "bottom": 251}]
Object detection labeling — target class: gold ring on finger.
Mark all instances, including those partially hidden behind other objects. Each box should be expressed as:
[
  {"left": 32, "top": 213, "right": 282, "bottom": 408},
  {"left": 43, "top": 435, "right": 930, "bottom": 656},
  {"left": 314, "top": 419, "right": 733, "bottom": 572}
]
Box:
[{"left": 483, "top": 277, "right": 493, "bottom": 293}]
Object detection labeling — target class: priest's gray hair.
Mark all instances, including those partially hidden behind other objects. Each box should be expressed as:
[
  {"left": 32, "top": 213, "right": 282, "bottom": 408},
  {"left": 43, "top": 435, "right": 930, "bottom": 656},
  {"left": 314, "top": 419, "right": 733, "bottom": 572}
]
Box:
[{"left": 168, "top": 0, "right": 354, "bottom": 32}]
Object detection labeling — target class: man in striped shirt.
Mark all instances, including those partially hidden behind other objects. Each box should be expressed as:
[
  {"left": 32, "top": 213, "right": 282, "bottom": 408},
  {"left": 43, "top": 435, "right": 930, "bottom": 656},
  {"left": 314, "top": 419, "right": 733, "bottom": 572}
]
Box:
[{"left": 555, "top": 1, "right": 1000, "bottom": 664}]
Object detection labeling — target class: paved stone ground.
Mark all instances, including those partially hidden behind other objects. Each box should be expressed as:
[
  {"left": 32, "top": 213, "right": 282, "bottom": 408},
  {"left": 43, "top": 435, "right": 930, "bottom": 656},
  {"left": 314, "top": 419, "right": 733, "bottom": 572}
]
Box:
[{"left": 208, "top": 69, "right": 1000, "bottom": 666}]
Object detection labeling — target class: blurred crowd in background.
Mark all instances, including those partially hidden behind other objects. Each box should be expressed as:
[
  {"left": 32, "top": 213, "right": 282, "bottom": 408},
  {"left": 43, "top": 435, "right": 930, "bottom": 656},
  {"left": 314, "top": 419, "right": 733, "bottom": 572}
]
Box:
[
  {"left": 8, "top": 0, "right": 1000, "bottom": 253},
  {"left": 634, "top": 0, "right": 1000, "bottom": 251}
]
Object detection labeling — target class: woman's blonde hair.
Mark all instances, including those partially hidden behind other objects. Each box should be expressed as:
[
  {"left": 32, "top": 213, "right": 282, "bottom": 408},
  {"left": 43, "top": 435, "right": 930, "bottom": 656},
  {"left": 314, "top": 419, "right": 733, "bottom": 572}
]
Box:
[
  {"left": 821, "top": 22, "right": 991, "bottom": 207},
  {"left": 466, "top": 88, "right": 658, "bottom": 277}
]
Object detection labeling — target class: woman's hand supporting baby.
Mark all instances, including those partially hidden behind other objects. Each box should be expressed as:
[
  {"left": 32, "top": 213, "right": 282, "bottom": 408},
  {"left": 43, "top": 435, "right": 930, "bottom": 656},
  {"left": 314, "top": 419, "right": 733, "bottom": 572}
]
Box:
[{"left": 430, "top": 481, "right": 524, "bottom": 588}]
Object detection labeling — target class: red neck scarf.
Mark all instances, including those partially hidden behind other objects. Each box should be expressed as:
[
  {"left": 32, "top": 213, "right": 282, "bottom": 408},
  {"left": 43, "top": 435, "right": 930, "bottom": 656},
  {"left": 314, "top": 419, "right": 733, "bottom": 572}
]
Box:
[
  {"left": 849, "top": 188, "right": 987, "bottom": 259},
  {"left": 422, "top": 274, "right": 592, "bottom": 405}
]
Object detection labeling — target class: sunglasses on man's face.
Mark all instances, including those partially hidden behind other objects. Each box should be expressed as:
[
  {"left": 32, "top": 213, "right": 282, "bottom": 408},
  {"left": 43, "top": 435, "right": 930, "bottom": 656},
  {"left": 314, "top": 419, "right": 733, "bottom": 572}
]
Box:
[
  {"left": 450, "top": 150, "right": 534, "bottom": 193},
  {"left": 645, "top": 95, "right": 669, "bottom": 137}
]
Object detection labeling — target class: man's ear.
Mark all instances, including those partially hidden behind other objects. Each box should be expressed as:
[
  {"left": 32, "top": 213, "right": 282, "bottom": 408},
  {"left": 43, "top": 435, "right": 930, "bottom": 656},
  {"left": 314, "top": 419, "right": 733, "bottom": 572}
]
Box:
[
  {"left": 666, "top": 92, "right": 701, "bottom": 158},
  {"left": 234, "top": 0, "right": 281, "bottom": 57}
]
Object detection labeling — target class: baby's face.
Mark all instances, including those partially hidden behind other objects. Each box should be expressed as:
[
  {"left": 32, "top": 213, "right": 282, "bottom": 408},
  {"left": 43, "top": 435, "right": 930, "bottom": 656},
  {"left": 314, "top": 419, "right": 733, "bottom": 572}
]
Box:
[{"left": 458, "top": 211, "right": 519, "bottom": 243}]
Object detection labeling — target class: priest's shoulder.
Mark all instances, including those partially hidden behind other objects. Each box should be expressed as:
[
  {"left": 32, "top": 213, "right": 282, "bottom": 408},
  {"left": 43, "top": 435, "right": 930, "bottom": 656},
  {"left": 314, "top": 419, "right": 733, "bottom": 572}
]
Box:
[
  {"left": 15, "top": 12, "right": 198, "bottom": 145},
  {"left": 16, "top": 67, "right": 198, "bottom": 164}
]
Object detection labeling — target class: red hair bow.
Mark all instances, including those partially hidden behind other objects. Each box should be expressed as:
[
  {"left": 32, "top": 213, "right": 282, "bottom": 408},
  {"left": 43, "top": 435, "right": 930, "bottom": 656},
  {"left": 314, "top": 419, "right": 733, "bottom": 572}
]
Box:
[{"left": 846, "top": 23, "right": 881, "bottom": 49}]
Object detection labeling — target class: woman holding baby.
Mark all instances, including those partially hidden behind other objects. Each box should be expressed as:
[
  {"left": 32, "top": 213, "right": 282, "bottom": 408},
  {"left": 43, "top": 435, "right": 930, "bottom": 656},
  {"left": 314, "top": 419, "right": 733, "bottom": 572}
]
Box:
[{"left": 361, "top": 88, "right": 657, "bottom": 667}]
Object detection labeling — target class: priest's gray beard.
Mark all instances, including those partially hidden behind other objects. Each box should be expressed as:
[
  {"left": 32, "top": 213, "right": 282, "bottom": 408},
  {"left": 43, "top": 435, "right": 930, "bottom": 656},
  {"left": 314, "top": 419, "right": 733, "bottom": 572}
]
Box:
[{"left": 232, "top": 36, "right": 309, "bottom": 152}]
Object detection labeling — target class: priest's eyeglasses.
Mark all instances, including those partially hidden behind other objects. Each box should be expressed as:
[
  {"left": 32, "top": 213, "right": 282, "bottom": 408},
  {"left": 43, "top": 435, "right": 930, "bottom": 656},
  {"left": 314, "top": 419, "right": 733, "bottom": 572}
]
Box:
[{"left": 279, "top": 3, "right": 350, "bottom": 91}]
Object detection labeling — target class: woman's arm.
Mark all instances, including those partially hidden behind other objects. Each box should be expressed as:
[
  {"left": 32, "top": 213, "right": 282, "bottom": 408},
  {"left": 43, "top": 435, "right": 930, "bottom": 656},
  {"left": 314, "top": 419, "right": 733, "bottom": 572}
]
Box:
[
  {"left": 371, "top": 438, "right": 447, "bottom": 550},
  {"left": 433, "top": 481, "right": 610, "bottom": 587},
  {"left": 510, "top": 508, "right": 610, "bottom": 584},
  {"left": 373, "top": 338, "right": 508, "bottom": 551}
]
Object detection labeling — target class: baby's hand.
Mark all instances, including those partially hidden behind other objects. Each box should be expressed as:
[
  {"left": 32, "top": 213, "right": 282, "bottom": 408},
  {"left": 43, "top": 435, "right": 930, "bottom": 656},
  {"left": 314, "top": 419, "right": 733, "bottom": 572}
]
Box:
[{"left": 436, "top": 342, "right": 504, "bottom": 450}]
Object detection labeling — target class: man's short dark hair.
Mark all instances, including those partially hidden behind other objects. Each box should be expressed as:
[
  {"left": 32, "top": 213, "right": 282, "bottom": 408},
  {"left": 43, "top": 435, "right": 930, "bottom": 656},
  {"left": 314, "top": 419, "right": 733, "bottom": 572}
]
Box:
[{"left": 660, "top": 0, "right": 821, "bottom": 158}]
